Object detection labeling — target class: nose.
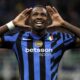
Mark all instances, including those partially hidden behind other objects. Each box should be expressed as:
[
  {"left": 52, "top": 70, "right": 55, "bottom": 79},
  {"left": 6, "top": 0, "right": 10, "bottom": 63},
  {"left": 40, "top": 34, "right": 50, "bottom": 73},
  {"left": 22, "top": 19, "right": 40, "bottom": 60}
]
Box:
[{"left": 36, "top": 15, "right": 43, "bottom": 19}]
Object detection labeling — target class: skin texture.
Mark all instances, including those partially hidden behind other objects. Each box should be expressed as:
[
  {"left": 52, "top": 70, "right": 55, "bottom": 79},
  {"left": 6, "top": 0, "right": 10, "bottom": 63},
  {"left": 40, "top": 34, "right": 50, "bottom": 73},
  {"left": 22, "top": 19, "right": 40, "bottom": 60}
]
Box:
[
  {"left": 29, "top": 7, "right": 49, "bottom": 34},
  {"left": 0, "top": 6, "right": 80, "bottom": 44}
]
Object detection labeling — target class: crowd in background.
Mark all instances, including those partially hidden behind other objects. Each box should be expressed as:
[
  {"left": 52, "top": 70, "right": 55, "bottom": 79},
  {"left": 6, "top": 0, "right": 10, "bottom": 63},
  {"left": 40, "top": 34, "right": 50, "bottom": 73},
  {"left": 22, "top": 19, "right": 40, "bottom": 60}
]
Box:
[
  {"left": 0, "top": 0, "right": 80, "bottom": 26},
  {"left": 0, "top": 0, "right": 80, "bottom": 80}
]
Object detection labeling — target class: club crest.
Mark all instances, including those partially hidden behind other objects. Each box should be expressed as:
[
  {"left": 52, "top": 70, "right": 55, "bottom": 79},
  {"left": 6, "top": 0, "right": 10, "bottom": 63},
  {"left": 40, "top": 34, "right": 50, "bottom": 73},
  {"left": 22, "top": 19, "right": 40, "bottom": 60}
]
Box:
[{"left": 35, "top": 40, "right": 43, "bottom": 47}]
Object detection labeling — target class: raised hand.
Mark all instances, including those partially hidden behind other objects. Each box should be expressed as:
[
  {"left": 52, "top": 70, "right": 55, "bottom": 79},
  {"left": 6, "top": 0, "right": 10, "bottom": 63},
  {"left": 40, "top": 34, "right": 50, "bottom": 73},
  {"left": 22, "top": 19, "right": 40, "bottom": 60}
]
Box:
[
  {"left": 46, "top": 6, "right": 64, "bottom": 28},
  {"left": 13, "top": 8, "right": 32, "bottom": 28}
]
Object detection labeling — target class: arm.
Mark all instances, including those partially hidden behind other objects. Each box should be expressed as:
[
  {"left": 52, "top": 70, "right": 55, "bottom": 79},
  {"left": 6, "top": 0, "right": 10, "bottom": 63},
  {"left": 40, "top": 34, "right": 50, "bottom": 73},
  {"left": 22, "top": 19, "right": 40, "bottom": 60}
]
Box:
[
  {"left": 0, "top": 8, "right": 32, "bottom": 44},
  {"left": 46, "top": 6, "right": 80, "bottom": 38},
  {"left": 62, "top": 21, "right": 80, "bottom": 37},
  {"left": 0, "top": 8, "right": 32, "bottom": 36},
  {"left": 0, "top": 25, "right": 9, "bottom": 36}
]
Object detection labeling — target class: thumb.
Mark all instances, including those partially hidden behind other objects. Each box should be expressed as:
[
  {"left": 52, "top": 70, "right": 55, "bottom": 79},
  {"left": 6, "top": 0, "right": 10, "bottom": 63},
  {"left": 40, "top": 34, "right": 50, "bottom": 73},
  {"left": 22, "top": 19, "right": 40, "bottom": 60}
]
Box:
[
  {"left": 22, "top": 25, "right": 31, "bottom": 29},
  {"left": 47, "top": 24, "right": 54, "bottom": 28}
]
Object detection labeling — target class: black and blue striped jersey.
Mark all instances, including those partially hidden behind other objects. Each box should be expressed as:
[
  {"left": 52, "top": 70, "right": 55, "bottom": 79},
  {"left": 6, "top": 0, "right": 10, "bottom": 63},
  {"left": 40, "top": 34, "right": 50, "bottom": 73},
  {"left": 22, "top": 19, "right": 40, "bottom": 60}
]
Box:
[{"left": 1, "top": 31, "right": 76, "bottom": 80}]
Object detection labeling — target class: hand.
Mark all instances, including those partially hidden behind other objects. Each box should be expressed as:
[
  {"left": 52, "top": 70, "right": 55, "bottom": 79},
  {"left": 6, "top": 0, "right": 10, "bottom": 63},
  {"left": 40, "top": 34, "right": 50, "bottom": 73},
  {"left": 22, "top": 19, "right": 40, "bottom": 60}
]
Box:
[
  {"left": 12, "top": 8, "right": 32, "bottom": 28},
  {"left": 46, "top": 6, "right": 64, "bottom": 28}
]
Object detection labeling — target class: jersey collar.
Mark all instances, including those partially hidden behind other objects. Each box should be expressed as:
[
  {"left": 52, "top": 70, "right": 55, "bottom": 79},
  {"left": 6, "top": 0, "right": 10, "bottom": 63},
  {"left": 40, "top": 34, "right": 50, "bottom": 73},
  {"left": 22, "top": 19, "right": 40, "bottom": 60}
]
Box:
[{"left": 29, "top": 31, "right": 50, "bottom": 40}]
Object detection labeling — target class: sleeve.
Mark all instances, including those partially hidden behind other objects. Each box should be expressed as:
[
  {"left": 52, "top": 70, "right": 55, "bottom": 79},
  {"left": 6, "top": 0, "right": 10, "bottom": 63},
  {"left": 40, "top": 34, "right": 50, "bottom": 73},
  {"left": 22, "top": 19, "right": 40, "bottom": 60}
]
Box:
[
  {"left": 0, "top": 32, "right": 19, "bottom": 49},
  {"left": 62, "top": 32, "right": 77, "bottom": 50}
]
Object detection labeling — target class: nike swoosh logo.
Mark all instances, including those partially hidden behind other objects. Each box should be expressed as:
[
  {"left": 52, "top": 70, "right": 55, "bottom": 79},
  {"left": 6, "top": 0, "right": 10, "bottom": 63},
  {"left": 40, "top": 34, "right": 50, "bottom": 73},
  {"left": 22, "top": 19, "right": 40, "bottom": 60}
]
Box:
[{"left": 22, "top": 38, "right": 31, "bottom": 40}]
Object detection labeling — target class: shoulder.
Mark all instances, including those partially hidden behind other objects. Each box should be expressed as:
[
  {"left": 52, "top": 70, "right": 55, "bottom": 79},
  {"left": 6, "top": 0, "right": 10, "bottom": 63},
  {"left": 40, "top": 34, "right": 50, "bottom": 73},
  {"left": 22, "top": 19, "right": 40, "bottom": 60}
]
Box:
[
  {"left": 51, "top": 29, "right": 75, "bottom": 37},
  {"left": 51, "top": 30, "right": 63, "bottom": 39},
  {"left": 4, "top": 30, "right": 30, "bottom": 37},
  {"left": 50, "top": 30, "right": 76, "bottom": 41}
]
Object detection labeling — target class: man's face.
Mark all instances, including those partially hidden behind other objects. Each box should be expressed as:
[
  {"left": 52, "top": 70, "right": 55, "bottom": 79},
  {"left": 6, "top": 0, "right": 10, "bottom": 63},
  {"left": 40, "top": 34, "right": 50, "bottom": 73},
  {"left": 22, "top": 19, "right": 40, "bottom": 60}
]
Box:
[{"left": 29, "top": 7, "right": 48, "bottom": 31}]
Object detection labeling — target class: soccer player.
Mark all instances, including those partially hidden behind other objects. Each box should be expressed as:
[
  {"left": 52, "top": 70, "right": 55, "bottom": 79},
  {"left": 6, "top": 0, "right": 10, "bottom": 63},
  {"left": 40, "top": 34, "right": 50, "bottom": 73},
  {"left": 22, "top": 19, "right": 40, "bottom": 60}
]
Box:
[{"left": 0, "top": 5, "right": 80, "bottom": 80}]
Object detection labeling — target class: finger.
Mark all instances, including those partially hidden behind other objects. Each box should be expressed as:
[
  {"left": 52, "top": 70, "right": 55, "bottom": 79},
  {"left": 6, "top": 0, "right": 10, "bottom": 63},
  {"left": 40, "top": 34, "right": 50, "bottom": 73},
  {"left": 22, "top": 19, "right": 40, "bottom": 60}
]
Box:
[
  {"left": 46, "top": 6, "right": 54, "bottom": 11},
  {"left": 46, "top": 6, "right": 55, "bottom": 15},
  {"left": 21, "top": 8, "right": 28, "bottom": 14},
  {"left": 22, "top": 8, "right": 32, "bottom": 15},
  {"left": 52, "top": 7, "right": 58, "bottom": 13},
  {"left": 25, "top": 8, "right": 32, "bottom": 14},
  {"left": 47, "top": 24, "right": 54, "bottom": 28},
  {"left": 46, "top": 6, "right": 55, "bottom": 19},
  {"left": 21, "top": 24, "right": 31, "bottom": 29},
  {"left": 20, "top": 8, "right": 32, "bottom": 19}
]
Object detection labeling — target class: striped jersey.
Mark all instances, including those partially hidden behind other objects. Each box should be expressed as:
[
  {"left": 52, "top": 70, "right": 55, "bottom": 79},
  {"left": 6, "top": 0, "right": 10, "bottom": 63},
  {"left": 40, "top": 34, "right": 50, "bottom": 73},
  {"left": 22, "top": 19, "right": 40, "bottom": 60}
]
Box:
[{"left": 1, "top": 31, "right": 76, "bottom": 80}]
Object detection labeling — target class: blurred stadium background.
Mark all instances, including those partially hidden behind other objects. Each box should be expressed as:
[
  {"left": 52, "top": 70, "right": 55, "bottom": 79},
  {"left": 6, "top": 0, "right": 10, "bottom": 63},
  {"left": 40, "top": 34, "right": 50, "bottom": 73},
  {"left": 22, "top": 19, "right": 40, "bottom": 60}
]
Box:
[{"left": 0, "top": 0, "right": 80, "bottom": 80}]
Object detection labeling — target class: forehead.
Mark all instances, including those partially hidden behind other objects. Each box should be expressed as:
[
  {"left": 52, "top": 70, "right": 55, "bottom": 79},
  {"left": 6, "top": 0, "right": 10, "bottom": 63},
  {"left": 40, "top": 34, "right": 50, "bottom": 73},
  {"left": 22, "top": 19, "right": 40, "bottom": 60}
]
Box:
[{"left": 32, "top": 7, "right": 47, "bottom": 14}]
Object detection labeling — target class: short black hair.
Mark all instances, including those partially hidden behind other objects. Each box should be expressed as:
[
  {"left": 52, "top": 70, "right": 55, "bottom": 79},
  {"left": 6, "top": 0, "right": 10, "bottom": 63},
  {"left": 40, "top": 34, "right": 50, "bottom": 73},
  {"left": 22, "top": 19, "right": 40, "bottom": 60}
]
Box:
[
  {"left": 33, "top": 5, "right": 52, "bottom": 25},
  {"left": 33, "top": 5, "right": 46, "bottom": 9},
  {"left": 27, "top": 5, "right": 52, "bottom": 26},
  {"left": 34, "top": 0, "right": 53, "bottom": 7},
  {"left": 32, "top": 4, "right": 49, "bottom": 17}
]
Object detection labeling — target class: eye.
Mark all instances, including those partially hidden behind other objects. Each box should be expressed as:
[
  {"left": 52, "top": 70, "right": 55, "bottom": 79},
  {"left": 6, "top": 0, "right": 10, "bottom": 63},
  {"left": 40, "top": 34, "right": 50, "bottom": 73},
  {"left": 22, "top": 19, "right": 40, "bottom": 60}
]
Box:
[
  {"left": 32, "top": 12, "right": 38, "bottom": 16},
  {"left": 41, "top": 13, "right": 47, "bottom": 17}
]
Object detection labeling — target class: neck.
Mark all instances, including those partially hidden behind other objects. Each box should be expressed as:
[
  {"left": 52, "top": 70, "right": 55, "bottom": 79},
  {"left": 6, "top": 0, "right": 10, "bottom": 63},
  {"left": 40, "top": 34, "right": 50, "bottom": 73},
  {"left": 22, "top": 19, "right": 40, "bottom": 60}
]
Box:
[{"left": 31, "top": 29, "right": 47, "bottom": 36}]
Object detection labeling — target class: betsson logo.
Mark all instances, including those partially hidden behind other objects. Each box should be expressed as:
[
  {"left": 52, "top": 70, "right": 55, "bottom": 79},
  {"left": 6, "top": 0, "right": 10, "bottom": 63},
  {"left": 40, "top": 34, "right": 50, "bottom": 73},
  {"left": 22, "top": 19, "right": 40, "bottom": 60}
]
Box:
[{"left": 25, "top": 48, "right": 52, "bottom": 53}]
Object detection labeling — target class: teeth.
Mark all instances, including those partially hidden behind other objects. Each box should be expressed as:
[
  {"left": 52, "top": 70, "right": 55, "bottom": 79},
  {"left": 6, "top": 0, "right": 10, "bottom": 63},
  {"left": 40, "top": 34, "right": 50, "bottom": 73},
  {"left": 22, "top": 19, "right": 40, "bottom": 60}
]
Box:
[{"left": 36, "top": 22, "right": 42, "bottom": 24}]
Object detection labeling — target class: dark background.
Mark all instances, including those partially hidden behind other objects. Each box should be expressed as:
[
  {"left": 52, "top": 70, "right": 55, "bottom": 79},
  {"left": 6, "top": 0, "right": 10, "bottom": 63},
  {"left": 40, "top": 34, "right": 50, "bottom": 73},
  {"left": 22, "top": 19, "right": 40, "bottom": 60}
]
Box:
[{"left": 0, "top": 0, "right": 80, "bottom": 80}]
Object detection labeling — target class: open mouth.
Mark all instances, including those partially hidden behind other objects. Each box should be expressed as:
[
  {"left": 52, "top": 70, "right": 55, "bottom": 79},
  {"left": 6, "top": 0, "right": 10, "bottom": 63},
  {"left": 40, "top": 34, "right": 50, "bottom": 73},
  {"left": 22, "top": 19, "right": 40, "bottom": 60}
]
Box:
[{"left": 35, "top": 21, "right": 44, "bottom": 26}]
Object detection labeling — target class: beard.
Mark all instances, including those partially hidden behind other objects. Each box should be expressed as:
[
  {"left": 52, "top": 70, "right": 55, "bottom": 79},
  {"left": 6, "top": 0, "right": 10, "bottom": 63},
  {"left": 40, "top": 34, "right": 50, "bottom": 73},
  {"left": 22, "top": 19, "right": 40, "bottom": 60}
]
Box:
[
  {"left": 32, "top": 24, "right": 47, "bottom": 32},
  {"left": 29, "top": 19, "right": 48, "bottom": 32}
]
